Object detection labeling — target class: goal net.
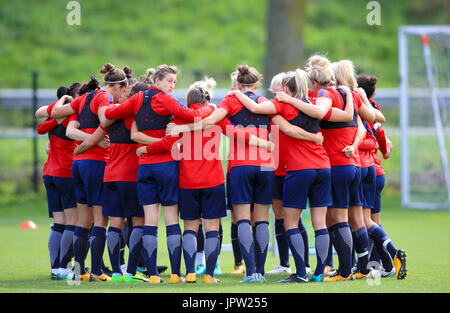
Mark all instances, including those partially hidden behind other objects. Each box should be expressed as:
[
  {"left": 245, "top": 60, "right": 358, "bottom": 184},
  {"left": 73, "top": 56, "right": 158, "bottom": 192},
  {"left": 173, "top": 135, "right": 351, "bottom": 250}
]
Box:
[{"left": 399, "top": 25, "right": 450, "bottom": 210}]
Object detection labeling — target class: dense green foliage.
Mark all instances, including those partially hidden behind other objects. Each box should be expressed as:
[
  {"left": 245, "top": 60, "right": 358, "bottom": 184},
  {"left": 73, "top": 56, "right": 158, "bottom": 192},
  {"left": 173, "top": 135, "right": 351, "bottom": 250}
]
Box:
[{"left": 1, "top": 0, "right": 448, "bottom": 89}]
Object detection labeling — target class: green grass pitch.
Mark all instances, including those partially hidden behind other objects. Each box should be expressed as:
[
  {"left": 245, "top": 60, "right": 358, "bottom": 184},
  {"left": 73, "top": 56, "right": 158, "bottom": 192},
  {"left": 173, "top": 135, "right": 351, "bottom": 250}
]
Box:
[{"left": 0, "top": 192, "right": 449, "bottom": 293}]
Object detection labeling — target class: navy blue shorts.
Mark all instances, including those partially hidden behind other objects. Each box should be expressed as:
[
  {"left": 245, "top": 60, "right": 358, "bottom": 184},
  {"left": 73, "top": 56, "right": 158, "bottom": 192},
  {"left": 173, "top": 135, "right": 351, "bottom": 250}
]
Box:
[
  {"left": 361, "top": 166, "right": 376, "bottom": 209},
  {"left": 179, "top": 184, "right": 227, "bottom": 220},
  {"left": 71, "top": 160, "right": 106, "bottom": 207},
  {"left": 229, "top": 166, "right": 274, "bottom": 205},
  {"left": 372, "top": 174, "right": 385, "bottom": 214},
  {"left": 43, "top": 175, "right": 77, "bottom": 218},
  {"left": 283, "top": 169, "right": 332, "bottom": 209},
  {"left": 102, "top": 181, "right": 144, "bottom": 218},
  {"left": 227, "top": 172, "right": 255, "bottom": 211},
  {"left": 137, "top": 161, "right": 179, "bottom": 206},
  {"left": 330, "top": 165, "right": 363, "bottom": 208},
  {"left": 226, "top": 172, "right": 232, "bottom": 210},
  {"left": 272, "top": 175, "right": 285, "bottom": 200}
]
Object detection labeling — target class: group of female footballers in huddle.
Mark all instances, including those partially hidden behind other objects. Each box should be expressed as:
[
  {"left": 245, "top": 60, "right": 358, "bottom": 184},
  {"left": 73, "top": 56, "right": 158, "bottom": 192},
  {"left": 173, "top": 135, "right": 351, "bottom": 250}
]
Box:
[{"left": 36, "top": 54, "right": 407, "bottom": 285}]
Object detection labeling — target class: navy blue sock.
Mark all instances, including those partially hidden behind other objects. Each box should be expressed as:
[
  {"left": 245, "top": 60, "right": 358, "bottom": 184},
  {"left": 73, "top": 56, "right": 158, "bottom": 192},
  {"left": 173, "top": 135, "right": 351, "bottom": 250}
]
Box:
[
  {"left": 254, "top": 221, "right": 270, "bottom": 275},
  {"left": 106, "top": 226, "right": 122, "bottom": 275},
  {"left": 166, "top": 224, "right": 182, "bottom": 276},
  {"left": 231, "top": 223, "right": 242, "bottom": 265},
  {"left": 352, "top": 226, "right": 370, "bottom": 274},
  {"left": 59, "top": 224, "right": 75, "bottom": 270},
  {"left": 352, "top": 242, "right": 357, "bottom": 268},
  {"left": 368, "top": 225, "right": 395, "bottom": 271},
  {"left": 330, "top": 222, "right": 353, "bottom": 278},
  {"left": 218, "top": 223, "right": 223, "bottom": 256},
  {"left": 367, "top": 224, "right": 397, "bottom": 258},
  {"left": 298, "top": 218, "right": 310, "bottom": 268},
  {"left": 49, "top": 223, "right": 64, "bottom": 270},
  {"left": 127, "top": 226, "right": 143, "bottom": 276},
  {"left": 90, "top": 226, "right": 107, "bottom": 275},
  {"left": 183, "top": 230, "right": 197, "bottom": 275},
  {"left": 314, "top": 228, "right": 330, "bottom": 276},
  {"left": 237, "top": 219, "right": 255, "bottom": 276},
  {"left": 326, "top": 228, "right": 334, "bottom": 267},
  {"left": 377, "top": 225, "right": 393, "bottom": 271},
  {"left": 275, "top": 218, "right": 290, "bottom": 268},
  {"left": 197, "top": 223, "right": 204, "bottom": 252},
  {"left": 123, "top": 219, "right": 132, "bottom": 245},
  {"left": 119, "top": 230, "right": 126, "bottom": 267},
  {"left": 252, "top": 225, "right": 258, "bottom": 271},
  {"left": 73, "top": 226, "right": 89, "bottom": 275},
  {"left": 142, "top": 226, "right": 158, "bottom": 276},
  {"left": 286, "top": 228, "right": 306, "bottom": 277},
  {"left": 368, "top": 237, "right": 379, "bottom": 264},
  {"left": 205, "top": 231, "right": 220, "bottom": 277}
]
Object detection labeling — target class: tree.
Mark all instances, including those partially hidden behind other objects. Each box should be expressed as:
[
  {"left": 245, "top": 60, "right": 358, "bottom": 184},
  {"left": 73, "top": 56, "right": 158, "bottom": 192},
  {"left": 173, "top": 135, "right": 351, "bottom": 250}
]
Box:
[{"left": 264, "top": 0, "right": 307, "bottom": 94}]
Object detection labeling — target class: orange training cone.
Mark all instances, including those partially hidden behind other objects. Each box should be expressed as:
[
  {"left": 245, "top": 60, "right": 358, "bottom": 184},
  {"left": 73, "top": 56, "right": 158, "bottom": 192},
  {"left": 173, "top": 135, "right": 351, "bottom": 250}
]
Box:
[{"left": 20, "top": 220, "right": 38, "bottom": 230}]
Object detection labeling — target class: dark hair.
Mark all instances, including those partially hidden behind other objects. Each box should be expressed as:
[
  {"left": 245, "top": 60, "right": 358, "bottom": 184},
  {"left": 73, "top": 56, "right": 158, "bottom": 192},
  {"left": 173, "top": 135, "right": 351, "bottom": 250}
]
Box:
[
  {"left": 357, "top": 74, "right": 377, "bottom": 99},
  {"left": 79, "top": 76, "right": 100, "bottom": 95},
  {"left": 99, "top": 62, "right": 128, "bottom": 87},
  {"left": 186, "top": 86, "right": 210, "bottom": 107},
  {"left": 123, "top": 66, "right": 136, "bottom": 85},
  {"left": 129, "top": 81, "right": 150, "bottom": 97},
  {"left": 56, "top": 86, "right": 69, "bottom": 99},
  {"left": 68, "top": 82, "right": 82, "bottom": 98},
  {"left": 236, "top": 64, "right": 261, "bottom": 86}
]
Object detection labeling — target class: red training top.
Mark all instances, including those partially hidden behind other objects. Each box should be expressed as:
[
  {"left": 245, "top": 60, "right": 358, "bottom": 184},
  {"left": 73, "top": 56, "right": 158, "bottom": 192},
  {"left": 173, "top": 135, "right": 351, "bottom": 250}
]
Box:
[
  {"left": 272, "top": 122, "right": 286, "bottom": 177},
  {"left": 218, "top": 94, "right": 274, "bottom": 169},
  {"left": 358, "top": 120, "right": 376, "bottom": 168},
  {"left": 38, "top": 101, "right": 78, "bottom": 177},
  {"left": 271, "top": 99, "right": 330, "bottom": 171},
  {"left": 370, "top": 99, "right": 386, "bottom": 176},
  {"left": 145, "top": 104, "right": 254, "bottom": 189},
  {"left": 103, "top": 103, "right": 139, "bottom": 182},
  {"left": 69, "top": 89, "right": 112, "bottom": 162},
  {"left": 104, "top": 86, "right": 214, "bottom": 165},
  {"left": 319, "top": 88, "right": 362, "bottom": 167}
]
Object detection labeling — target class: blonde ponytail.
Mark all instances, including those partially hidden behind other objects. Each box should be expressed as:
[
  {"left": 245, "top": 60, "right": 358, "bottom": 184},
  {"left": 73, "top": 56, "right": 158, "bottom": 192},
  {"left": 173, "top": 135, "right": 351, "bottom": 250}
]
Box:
[
  {"left": 332, "top": 60, "right": 357, "bottom": 90},
  {"left": 305, "top": 55, "right": 334, "bottom": 87}
]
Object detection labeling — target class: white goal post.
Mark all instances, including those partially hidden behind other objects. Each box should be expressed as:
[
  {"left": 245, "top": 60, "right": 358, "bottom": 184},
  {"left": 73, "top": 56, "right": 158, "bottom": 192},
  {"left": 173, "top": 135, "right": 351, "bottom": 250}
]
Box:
[{"left": 399, "top": 25, "right": 450, "bottom": 210}]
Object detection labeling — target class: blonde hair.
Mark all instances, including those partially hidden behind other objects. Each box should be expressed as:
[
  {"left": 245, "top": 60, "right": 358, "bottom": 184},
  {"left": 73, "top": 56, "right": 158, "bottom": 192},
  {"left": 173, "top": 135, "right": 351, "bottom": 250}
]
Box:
[
  {"left": 268, "top": 72, "right": 286, "bottom": 93},
  {"left": 139, "top": 68, "right": 156, "bottom": 85},
  {"left": 230, "top": 70, "right": 238, "bottom": 90},
  {"left": 189, "top": 76, "right": 216, "bottom": 99},
  {"left": 282, "top": 69, "right": 309, "bottom": 100},
  {"left": 332, "top": 60, "right": 357, "bottom": 90},
  {"left": 305, "top": 55, "right": 335, "bottom": 87}
]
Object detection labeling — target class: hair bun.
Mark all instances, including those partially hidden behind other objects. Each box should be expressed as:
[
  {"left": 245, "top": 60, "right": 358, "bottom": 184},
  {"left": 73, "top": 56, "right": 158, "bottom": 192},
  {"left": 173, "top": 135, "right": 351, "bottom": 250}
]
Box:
[
  {"left": 57, "top": 86, "right": 69, "bottom": 99},
  {"left": 308, "top": 55, "right": 330, "bottom": 71},
  {"left": 146, "top": 68, "right": 156, "bottom": 78},
  {"left": 123, "top": 66, "right": 133, "bottom": 79},
  {"left": 100, "top": 62, "right": 116, "bottom": 74},
  {"left": 238, "top": 64, "right": 250, "bottom": 75},
  {"left": 87, "top": 75, "right": 99, "bottom": 88},
  {"left": 138, "top": 68, "right": 156, "bottom": 85},
  {"left": 368, "top": 76, "right": 378, "bottom": 85},
  {"left": 203, "top": 76, "right": 216, "bottom": 90}
]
